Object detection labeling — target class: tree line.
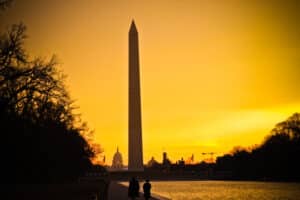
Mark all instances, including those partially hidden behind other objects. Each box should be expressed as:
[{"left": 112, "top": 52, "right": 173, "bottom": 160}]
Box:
[
  {"left": 146, "top": 113, "right": 300, "bottom": 181},
  {"left": 215, "top": 113, "right": 300, "bottom": 181},
  {"left": 0, "top": 22, "right": 98, "bottom": 183}
]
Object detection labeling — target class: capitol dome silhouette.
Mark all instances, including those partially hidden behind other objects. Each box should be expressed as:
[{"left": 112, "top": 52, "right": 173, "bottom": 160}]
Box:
[{"left": 111, "top": 147, "right": 123, "bottom": 169}]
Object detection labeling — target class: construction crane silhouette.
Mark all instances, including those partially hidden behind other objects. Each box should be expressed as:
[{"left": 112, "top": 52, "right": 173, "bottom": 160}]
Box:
[{"left": 202, "top": 152, "right": 216, "bottom": 162}]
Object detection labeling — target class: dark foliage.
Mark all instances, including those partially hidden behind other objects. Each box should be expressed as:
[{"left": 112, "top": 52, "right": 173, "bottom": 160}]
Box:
[
  {"left": 0, "top": 0, "right": 12, "bottom": 11},
  {"left": 0, "top": 23, "right": 95, "bottom": 183},
  {"left": 215, "top": 113, "right": 300, "bottom": 181},
  {"left": 145, "top": 113, "right": 300, "bottom": 181}
]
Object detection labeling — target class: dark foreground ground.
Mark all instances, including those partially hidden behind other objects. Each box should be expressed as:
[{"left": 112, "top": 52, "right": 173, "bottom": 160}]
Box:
[
  {"left": 12, "top": 179, "right": 169, "bottom": 200},
  {"left": 12, "top": 181, "right": 108, "bottom": 200}
]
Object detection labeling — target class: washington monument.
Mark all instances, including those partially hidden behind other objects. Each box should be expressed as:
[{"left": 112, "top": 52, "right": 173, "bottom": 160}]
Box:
[{"left": 128, "top": 20, "right": 144, "bottom": 171}]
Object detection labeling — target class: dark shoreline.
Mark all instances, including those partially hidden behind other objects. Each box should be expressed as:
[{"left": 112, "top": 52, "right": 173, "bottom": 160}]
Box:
[{"left": 109, "top": 171, "right": 300, "bottom": 183}]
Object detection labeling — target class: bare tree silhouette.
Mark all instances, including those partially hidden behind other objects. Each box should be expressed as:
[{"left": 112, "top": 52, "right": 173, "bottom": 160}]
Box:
[{"left": 0, "top": 23, "right": 99, "bottom": 183}]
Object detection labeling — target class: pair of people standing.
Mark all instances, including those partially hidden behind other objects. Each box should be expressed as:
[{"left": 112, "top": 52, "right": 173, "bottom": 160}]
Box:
[{"left": 128, "top": 177, "right": 151, "bottom": 200}]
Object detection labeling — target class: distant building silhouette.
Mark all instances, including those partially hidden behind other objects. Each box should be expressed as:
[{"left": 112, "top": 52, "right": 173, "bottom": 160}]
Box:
[
  {"left": 111, "top": 147, "right": 124, "bottom": 169},
  {"left": 178, "top": 157, "right": 185, "bottom": 166},
  {"left": 128, "top": 20, "right": 144, "bottom": 171},
  {"left": 162, "top": 152, "right": 171, "bottom": 166},
  {"left": 147, "top": 156, "right": 159, "bottom": 167}
]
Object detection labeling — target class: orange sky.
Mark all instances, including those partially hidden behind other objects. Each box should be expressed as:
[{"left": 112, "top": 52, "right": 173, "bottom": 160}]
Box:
[{"left": 1, "top": 0, "right": 299, "bottom": 165}]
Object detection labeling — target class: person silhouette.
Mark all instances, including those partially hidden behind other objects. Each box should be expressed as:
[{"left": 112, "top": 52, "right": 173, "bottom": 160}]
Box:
[
  {"left": 143, "top": 179, "right": 151, "bottom": 200},
  {"left": 128, "top": 177, "right": 140, "bottom": 200}
]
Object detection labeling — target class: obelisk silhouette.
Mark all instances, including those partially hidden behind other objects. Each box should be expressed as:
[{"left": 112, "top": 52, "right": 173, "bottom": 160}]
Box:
[{"left": 128, "top": 20, "right": 144, "bottom": 171}]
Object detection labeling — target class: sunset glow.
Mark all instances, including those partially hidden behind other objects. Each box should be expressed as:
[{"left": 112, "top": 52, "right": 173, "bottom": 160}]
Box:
[{"left": 2, "top": 0, "right": 299, "bottom": 165}]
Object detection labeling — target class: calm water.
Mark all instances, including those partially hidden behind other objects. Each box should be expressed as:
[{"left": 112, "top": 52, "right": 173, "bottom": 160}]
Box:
[{"left": 122, "top": 181, "right": 300, "bottom": 200}]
